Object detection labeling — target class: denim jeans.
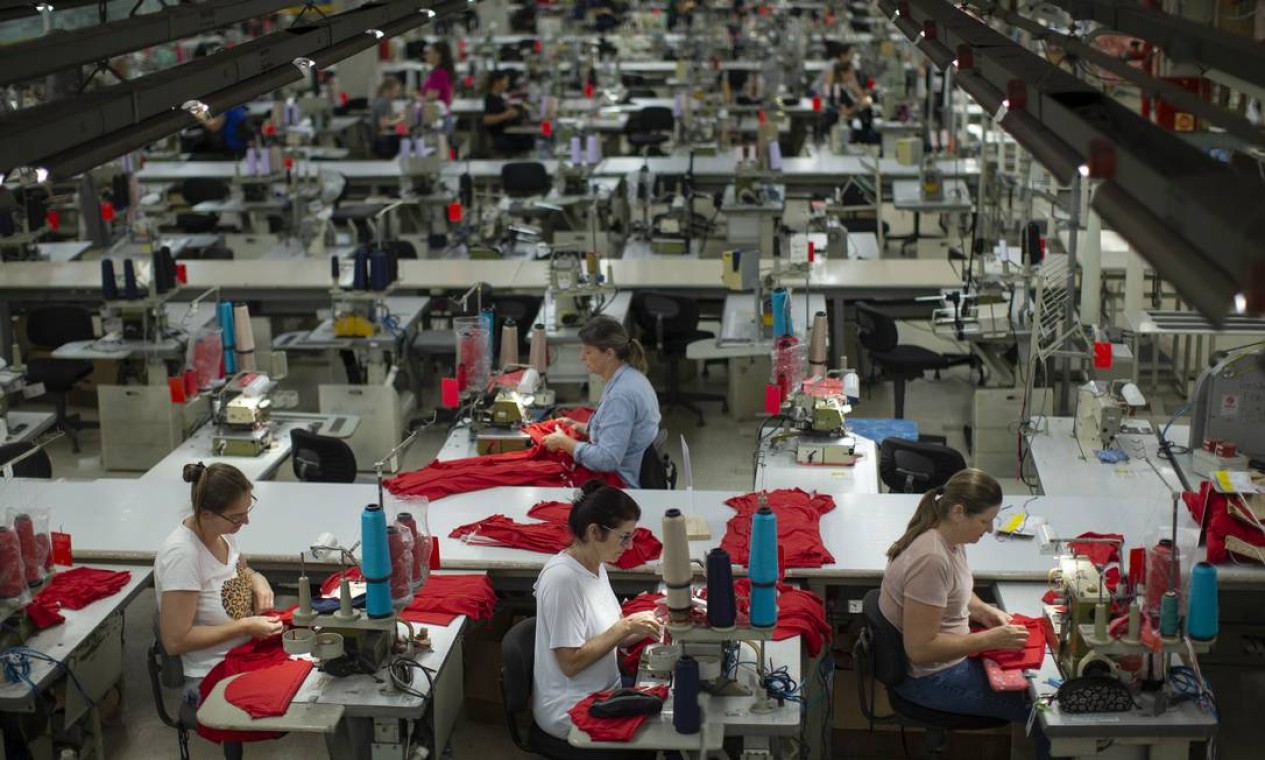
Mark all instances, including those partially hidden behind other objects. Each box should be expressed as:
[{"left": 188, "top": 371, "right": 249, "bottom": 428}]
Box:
[{"left": 893, "top": 659, "right": 1051, "bottom": 759}]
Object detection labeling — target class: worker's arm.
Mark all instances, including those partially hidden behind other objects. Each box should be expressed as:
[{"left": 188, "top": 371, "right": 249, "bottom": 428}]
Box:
[
  {"left": 901, "top": 598, "right": 1026, "bottom": 665},
  {"left": 552, "top": 611, "right": 660, "bottom": 678},
  {"left": 482, "top": 106, "right": 519, "bottom": 126},
  {"left": 239, "top": 556, "right": 274, "bottom": 612},
  {"left": 159, "top": 590, "right": 281, "bottom": 656},
  {"left": 968, "top": 593, "right": 1012, "bottom": 628},
  {"left": 572, "top": 396, "right": 634, "bottom": 474}
]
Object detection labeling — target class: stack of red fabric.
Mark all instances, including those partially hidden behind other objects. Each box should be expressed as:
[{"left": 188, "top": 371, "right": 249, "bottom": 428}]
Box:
[
  {"left": 722, "top": 489, "right": 836, "bottom": 568},
  {"left": 568, "top": 685, "right": 669, "bottom": 742},
  {"left": 527, "top": 500, "right": 662, "bottom": 569},
  {"left": 400, "top": 573, "right": 498, "bottom": 625},
  {"left": 969, "top": 613, "right": 1046, "bottom": 670},
  {"left": 449, "top": 502, "right": 662, "bottom": 569},
  {"left": 1185, "top": 480, "right": 1265, "bottom": 564},
  {"left": 384, "top": 419, "right": 621, "bottom": 500},
  {"left": 198, "top": 637, "right": 294, "bottom": 744},
  {"left": 223, "top": 659, "right": 313, "bottom": 719},
  {"left": 25, "top": 566, "right": 132, "bottom": 630}
]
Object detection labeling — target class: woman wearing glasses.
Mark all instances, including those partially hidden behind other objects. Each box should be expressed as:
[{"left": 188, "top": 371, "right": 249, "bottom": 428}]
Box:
[
  {"left": 532, "top": 481, "right": 662, "bottom": 746},
  {"left": 155, "top": 462, "right": 282, "bottom": 685}
]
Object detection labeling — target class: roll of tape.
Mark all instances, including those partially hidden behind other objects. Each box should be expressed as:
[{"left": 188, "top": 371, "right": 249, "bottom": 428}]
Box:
[
  {"left": 695, "top": 654, "right": 721, "bottom": 681},
  {"left": 1076, "top": 651, "right": 1118, "bottom": 679}
]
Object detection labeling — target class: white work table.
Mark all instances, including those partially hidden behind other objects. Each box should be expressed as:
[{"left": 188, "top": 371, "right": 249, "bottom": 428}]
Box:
[
  {"left": 141, "top": 415, "right": 355, "bottom": 482},
  {"left": 3, "top": 410, "right": 56, "bottom": 445},
  {"left": 1027, "top": 417, "right": 1192, "bottom": 506},
  {"left": 891, "top": 178, "right": 972, "bottom": 213},
  {"left": 756, "top": 434, "right": 881, "bottom": 496}
]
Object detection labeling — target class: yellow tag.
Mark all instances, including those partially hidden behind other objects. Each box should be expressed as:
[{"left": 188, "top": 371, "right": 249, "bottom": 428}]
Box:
[{"left": 1001, "top": 513, "right": 1027, "bottom": 534}]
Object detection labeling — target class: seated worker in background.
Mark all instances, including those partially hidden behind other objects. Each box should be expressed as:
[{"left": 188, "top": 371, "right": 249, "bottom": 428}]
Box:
[
  {"left": 202, "top": 104, "right": 251, "bottom": 158},
  {"left": 370, "top": 76, "right": 406, "bottom": 158},
  {"left": 542, "top": 317, "right": 661, "bottom": 488},
  {"left": 156, "top": 463, "right": 282, "bottom": 693},
  {"left": 420, "top": 41, "right": 455, "bottom": 106},
  {"left": 532, "top": 481, "right": 661, "bottom": 750},
  {"left": 719, "top": 68, "right": 752, "bottom": 105},
  {"left": 880, "top": 468, "right": 1050, "bottom": 759},
  {"left": 482, "top": 69, "right": 535, "bottom": 156},
  {"left": 829, "top": 60, "right": 880, "bottom": 145}
]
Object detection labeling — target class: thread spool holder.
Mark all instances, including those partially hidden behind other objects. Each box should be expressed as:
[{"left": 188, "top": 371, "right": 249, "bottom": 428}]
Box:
[{"left": 1077, "top": 625, "right": 1214, "bottom": 656}]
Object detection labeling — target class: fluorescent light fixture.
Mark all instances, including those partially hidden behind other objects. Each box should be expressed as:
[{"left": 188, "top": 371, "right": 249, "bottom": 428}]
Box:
[
  {"left": 1078, "top": 163, "right": 1090, "bottom": 177},
  {"left": 1236, "top": 293, "right": 1248, "bottom": 314},
  {"left": 292, "top": 57, "right": 316, "bottom": 71},
  {"left": 35, "top": 2, "right": 53, "bottom": 11},
  {"left": 181, "top": 99, "right": 211, "bottom": 123},
  {"left": 419, "top": 7, "right": 436, "bottom": 17},
  {"left": 916, "top": 30, "right": 926, "bottom": 40},
  {"left": 1001, "top": 98, "right": 1010, "bottom": 109},
  {"left": 367, "top": 28, "right": 385, "bottom": 39}
]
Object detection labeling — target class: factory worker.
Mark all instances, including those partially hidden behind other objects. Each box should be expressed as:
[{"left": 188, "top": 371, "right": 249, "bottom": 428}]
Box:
[
  {"left": 156, "top": 463, "right": 281, "bottom": 692},
  {"left": 880, "top": 468, "right": 1050, "bottom": 759},
  {"left": 542, "top": 316, "right": 661, "bottom": 488},
  {"left": 532, "top": 482, "right": 661, "bottom": 749}
]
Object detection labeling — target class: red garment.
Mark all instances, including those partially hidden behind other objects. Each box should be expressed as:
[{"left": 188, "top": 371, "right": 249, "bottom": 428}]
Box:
[
  {"left": 224, "top": 659, "right": 313, "bottom": 718},
  {"left": 198, "top": 637, "right": 291, "bottom": 743},
  {"left": 384, "top": 420, "right": 622, "bottom": 501},
  {"left": 25, "top": 566, "right": 132, "bottom": 630},
  {"left": 400, "top": 574, "right": 498, "bottom": 623},
  {"left": 568, "top": 685, "right": 669, "bottom": 742},
  {"left": 526, "top": 500, "right": 573, "bottom": 522},
  {"left": 525, "top": 500, "right": 663, "bottom": 569},
  {"left": 1068, "top": 533, "right": 1124, "bottom": 566},
  {"left": 557, "top": 406, "right": 596, "bottom": 424},
  {"left": 451, "top": 514, "right": 573, "bottom": 553},
  {"left": 1185, "top": 481, "right": 1265, "bottom": 564},
  {"left": 970, "top": 614, "right": 1045, "bottom": 670},
  {"left": 721, "top": 489, "right": 836, "bottom": 569}
]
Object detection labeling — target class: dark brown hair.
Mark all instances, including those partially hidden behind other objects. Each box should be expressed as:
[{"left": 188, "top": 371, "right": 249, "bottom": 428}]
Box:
[
  {"left": 429, "top": 40, "right": 456, "bottom": 81},
  {"left": 886, "top": 468, "right": 1001, "bottom": 560},
  {"left": 183, "top": 462, "right": 252, "bottom": 519},
  {"left": 568, "top": 480, "right": 640, "bottom": 542},
  {"left": 578, "top": 316, "right": 648, "bottom": 374}
]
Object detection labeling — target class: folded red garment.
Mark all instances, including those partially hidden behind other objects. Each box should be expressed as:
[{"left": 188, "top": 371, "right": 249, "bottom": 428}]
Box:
[
  {"left": 1184, "top": 481, "right": 1265, "bottom": 564},
  {"left": 224, "top": 658, "right": 313, "bottom": 719},
  {"left": 199, "top": 637, "right": 290, "bottom": 744},
  {"left": 318, "top": 571, "right": 498, "bottom": 623},
  {"left": 722, "top": 489, "right": 836, "bottom": 569},
  {"left": 461, "top": 505, "right": 662, "bottom": 569},
  {"left": 1068, "top": 533, "right": 1124, "bottom": 566},
  {"left": 970, "top": 613, "right": 1045, "bottom": 670},
  {"left": 399, "top": 610, "right": 458, "bottom": 626},
  {"left": 526, "top": 500, "right": 573, "bottom": 523},
  {"left": 568, "top": 685, "right": 669, "bottom": 742},
  {"left": 25, "top": 566, "right": 132, "bottom": 630}
]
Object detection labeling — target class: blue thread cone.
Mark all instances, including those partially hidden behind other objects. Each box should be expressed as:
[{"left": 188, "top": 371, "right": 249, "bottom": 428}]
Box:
[
  {"left": 749, "top": 505, "right": 779, "bottom": 628},
  {"left": 480, "top": 307, "right": 496, "bottom": 367},
  {"left": 122, "top": 258, "right": 140, "bottom": 300},
  {"left": 361, "top": 503, "right": 392, "bottom": 619},
  {"left": 705, "top": 548, "right": 736, "bottom": 629},
  {"left": 672, "top": 655, "right": 701, "bottom": 734},
  {"left": 369, "top": 248, "right": 389, "bottom": 291},
  {"left": 352, "top": 247, "right": 369, "bottom": 290},
  {"left": 1187, "top": 562, "right": 1218, "bottom": 641},
  {"left": 218, "top": 301, "right": 236, "bottom": 374},
  {"left": 771, "top": 288, "right": 792, "bottom": 338}
]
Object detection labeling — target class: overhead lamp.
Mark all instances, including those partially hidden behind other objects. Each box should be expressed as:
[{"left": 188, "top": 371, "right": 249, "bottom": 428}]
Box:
[
  {"left": 419, "top": 7, "right": 436, "bottom": 18},
  {"left": 7, "top": 166, "right": 50, "bottom": 183},
  {"left": 1077, "top": 164, "right": 1090, "bottom": 177},
  {"left": 181, "top": 99, "right": 211, "bottom": 124},
  {"left": 1236, "top": 293, "right": 1247, "bottom": 314},
  {"left": 367, "top": 28, "right": 385, "bottom": 39},
  {"left": 292, "top": 57, "right": 316, "bottom": 72},
  {"left": 35, "top": 2, "right": 54, "bottom": 12}
]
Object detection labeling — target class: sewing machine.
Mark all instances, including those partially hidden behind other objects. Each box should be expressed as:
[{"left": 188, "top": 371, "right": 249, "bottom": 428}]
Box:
[
  {"left": 211, "top": 372, "right": 276, "bottom": 457},
  {"left": 1073, "top": 380, "right": 1146, "bottom": 454},
  {"left": 785, "top": 382, "right": 861, "bottom": 466},
  {"left": 548, "top": 250, "right": 615, "bottom": 327}
]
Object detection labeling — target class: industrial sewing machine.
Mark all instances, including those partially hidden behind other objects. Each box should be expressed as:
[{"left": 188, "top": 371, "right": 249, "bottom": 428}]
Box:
[
  {"left": 210, "top": 372, "right": 276, "bottom": 457},
  {"left": 548, "top": 249, "right": 615, "bottom": 327},
  {"left": 1073, "top": 380, "right": 1146, "bottom": 454}
]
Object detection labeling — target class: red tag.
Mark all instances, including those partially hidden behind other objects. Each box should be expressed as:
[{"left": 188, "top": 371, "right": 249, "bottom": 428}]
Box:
[
  {"left": 807, "top": 241, "right": 815, "bottom": 262},
  {"left": 378, "top": 39, "right": 391, "bottom": 60},
  {"left": 812, "top": 96, "right": 821, "bottom": 113},
  {"left": 533, "top": 39, "right": 543, "bottom": 53},
  {"left": 51, "top": 532, "right": 72, "bottom": 567},
  {"left": 45, "top": 210, "right": 60, "bottom": 231},
  {"left": 464, "top": 75, "right": 475, "bottom": 88},
  {"left": 1093, "top": 341, "right": 1113, "bottom": 369},
  {"left": 428, "top": 536, "right": 441, "bottom": 570},
  {"left": 449, "top": 147, "right": 456, "bottom": 160},
  {"left": 541, "top": 119, "right": 553, "bottom": 137},
  {"left": 584, "top": 81, "right": 594, "bottom": 99},
  {"left": 447, "top": 201, "right": 463, "bottom": 223},
  {"left": 441, "top": 377, "right": 460, "bottom": 407},
  {"left": 758, "top": 110, "right": 766, "bottom": 124},
  {"left": 764, "top": 384, "right": 781, "bottom": 415},
  {"left": 168, "top": 377, "right": 186, "bottom": 404},
  {"left": 263, "top": 122, "right": 276, "bottom": 137},
  {"left": 867, "top": 78, "right": 875, "bottom": 90},
  {"left": 99, "top": 201, "right": 115, "bottom": 222},
  {"left": 175, "top": 263, "right": 188, "bottom": 284},
  {"left": 284, "top": 156, "right": 294, "bottom": 170},
  {"left": 394, "top": 121, "right": 408, "bottom": 135},
  {"left": 340, "top": 91, "right": 349, "bottom": 105}
]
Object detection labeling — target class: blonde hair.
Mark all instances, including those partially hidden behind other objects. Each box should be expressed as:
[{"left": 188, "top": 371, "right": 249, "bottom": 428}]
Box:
[{"left": 886, "top": 468, "right": 1001, "bottom": 561}]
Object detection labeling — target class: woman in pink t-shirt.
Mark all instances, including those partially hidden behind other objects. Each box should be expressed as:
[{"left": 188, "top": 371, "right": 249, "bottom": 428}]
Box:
[
  {"left": 419, "top": 41, "right": 455, "bottom": 106},
  {"left": 878, "top": 469, "right": 1049, "bottom": 760}
]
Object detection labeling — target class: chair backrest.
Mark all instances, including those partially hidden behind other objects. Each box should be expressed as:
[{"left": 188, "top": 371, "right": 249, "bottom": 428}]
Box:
[
  {"left": 501, "top": 161, "right": 550, "bottom": 197},
  {"left": 389, "top": 239, "right": 418, "bottom": 260},
  {"left": 638, "top": 429, "right": 674, "bottom": 490},
  {"left": 500, "top": 617, "right": 537, "bottom": 752},
  {"left": 147, "top": 612, "right": 198, "bottom": 732},
  {"left": 861, "top": 588, "right": 908, "bottom": 687},
  {"left": 181, "top": 177, "right": 230, "bottom": 205},
  {"left": 631, "top": 292, "right": 698, "bottom": 349},
  {"left": 878, "top": 438, "right": 966, "bottom": 493},
  {"left": 290, "top": 428, "right": 358, "bottom": 483},
  {"left": 855, "top": 302, "right": 900, "bottom": 354},
  {"left": 26, "top": 305, "right": 95, "bottom": 348},
  {"left": 631, "top": 106, "right": 674, "bottom": 134},
  {"left": 0, "top": 442, "right": 51, "bottom": 479}
]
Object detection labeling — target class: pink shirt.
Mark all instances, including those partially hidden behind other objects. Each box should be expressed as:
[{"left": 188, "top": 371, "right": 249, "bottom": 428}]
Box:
[
  {"left": 879, "top": 529, "right": 973, "bottom": 678},
  {"left": 421, "top": 68, "right": 453, "bottom": 106}
]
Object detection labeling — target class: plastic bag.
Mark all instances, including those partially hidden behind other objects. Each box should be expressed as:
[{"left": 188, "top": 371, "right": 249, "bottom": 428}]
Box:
[
  {"left": 7, "top": 509, "right": 50, "bottom": 588},
  {"left": 389, "top": 495, "right": 431, "bottom": 591},
  {"left": 0, "top": 519, "right": 28, "bottom": 602},
  {"left": 188, "top": 327, "right": 224, "bottom": 391}
]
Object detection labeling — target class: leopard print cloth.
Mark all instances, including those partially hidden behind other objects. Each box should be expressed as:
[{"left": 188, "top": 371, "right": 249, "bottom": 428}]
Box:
[{"left": 220, "top": 565, "right": 254, "bottom": 620}]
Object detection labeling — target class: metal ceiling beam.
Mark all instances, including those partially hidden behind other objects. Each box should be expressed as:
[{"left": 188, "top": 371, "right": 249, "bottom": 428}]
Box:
[
  {"left": 0, "top": 0, "right": 99, "bottom": 24},
  {"left": 0, "top": 0, "right": 299, "bottom": 88}
]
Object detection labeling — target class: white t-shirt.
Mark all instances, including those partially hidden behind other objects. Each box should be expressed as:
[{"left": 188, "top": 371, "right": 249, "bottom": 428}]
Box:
[
  {"left": 154, "top": 522, "right": 251, "bottom": 678},
  {"left": 532, "top": 551, "right": 623, "bottom": 740}
]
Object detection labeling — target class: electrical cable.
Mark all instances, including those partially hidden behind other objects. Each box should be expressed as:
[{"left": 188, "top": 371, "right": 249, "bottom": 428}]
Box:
[{"left": 0, "top": 647, "right": 96, "bottom": 706}]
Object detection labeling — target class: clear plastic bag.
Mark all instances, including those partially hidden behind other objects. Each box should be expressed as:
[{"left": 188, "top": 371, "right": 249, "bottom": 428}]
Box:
[
  {"left": 188, "top": 327, "right": 224, "bottom": 390},
  {"left": 388, "top": 494, "right": 431, "bottom": 591},
  {"left": 7, "top": 509, "right": 50, "bottom": 588},
  {"left": 0, "top": 517, "right": 28, "bottom": 602}
]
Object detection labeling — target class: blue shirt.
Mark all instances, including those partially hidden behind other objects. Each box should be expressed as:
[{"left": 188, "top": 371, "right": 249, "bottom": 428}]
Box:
[
  {"left": 221, "top": 106, "right": 249, "bottom": 151},
  {"left": 574, "top": 363, "right": 661, "bottom": 488}
]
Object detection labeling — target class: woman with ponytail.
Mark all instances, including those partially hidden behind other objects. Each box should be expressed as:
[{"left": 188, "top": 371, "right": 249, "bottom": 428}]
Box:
[
  {"left": 880, "top": 468, "right": 1050, "bottom": 759},
  {"left": 542, "top": 316, "right": 661, "bottom": 488}
]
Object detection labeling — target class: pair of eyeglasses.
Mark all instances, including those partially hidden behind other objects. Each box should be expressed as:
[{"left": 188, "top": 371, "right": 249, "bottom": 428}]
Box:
[
  {"left": 218, "top": 495, "right": 257, "bottom": 526},
  {"left": 603, "top": 524, "right": 635, "bottom": 546}
]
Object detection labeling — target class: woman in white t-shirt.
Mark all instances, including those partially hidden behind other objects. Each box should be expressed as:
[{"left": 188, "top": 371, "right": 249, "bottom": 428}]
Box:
[
  {"left": 531, "top": 481, "right": 662, "bottom": 746},
  {"left": 155, "top": 462, "right": 282, "bottom": 687},
  {"left": 879, "top": 468, "right": 1049, "bottom": 759}
]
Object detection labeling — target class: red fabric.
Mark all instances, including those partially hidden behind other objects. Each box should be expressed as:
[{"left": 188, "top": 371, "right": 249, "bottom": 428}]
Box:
[
  {"left": 1184, "top": 481, "right": 1265, "bottom": 564},
  {"left": 224, "top": 659, "right": 313, "bottom": 718},
  {"left": 198, "top": 637, "right": 291, "bottom": 743},
  {"left": 721, "top": 489, "right": 836, "bottom": 569},
  {"left": 1068, "top": 533, "right": 1124, "bottom": 566},
  {"left": 970, "top": 614, "right": 1045, "bottom": 670},
  {"left": 524, "top": 501, "right": 663, "bottom": 569},
  {"left": 557, "top": 406, "right": 596, "bottom": 424},
  {"left": 264, "top": 605, "right": 298, "bottom": 625},
  {"left": 25, "top": 566, "right": 132, "bottom": 630},
  {"left": 526, "top": 500, "right": 573, "bottom": 522},
  {"left": 568, "top": 685, "right": 669, "bottom": 742},
  {"left": 384, "top": 420, "right": 622, "bottom": 501},
  {"left": 400, "top": 574, "right": 497, "bottom": 623},
  {"left": 451, "top": 514, "right": 573, "bottom": 553}
]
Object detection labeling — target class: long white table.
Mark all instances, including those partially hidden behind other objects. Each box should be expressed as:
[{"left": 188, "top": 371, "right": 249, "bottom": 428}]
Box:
[
  {"left": 141, "top": 415, "right": 357, "bottom": 482},
  {"left": 1027, "top": 417, "right": 1192, "bottom": 506}
]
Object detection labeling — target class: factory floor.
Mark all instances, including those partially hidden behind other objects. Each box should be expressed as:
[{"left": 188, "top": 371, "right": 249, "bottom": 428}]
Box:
[{"left": 15, "top": 225, "right": 1253, "bottom": 759}]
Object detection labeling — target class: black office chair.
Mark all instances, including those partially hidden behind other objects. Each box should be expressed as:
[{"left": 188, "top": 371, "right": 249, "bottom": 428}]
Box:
[
  {"left": 290, "top": 428, "right": 358, "bottom": 483},
  {"left": 854, "top": 589, "right": 1007, "bottom": 759},
  {"left": 631, "top": 292, "right": 727, "bottom": 426},
  {"left": 0, "top": 442, "right": 52, "bottom": 478},
  {"left": 855, "top": 302, "right": 975, "bottom": 419},
  {"left": 501, "top": 617, "right": 652, "bottom": 760},
  {"left": 878, "top": 438, "right": 966, "bottom": 493},
  {"left": 491, "top": 295, "right": 543, "bottom": 360},
  {"left": 625, "top": 107, "right": 674, "bottom": 157},
  {"left": 502, "top": 162, "right": 551, "bottom": 198},
  {"left": 175, "top": 178, "right": 230, "bottom": 233},
  {"left": 638, "top": 429, "right": 676, "bottom": 490},
  {"left": 147, "top": 615, "right": 243, "bottom": 760},
  {"left": 24, "top": 305, "right": 98, "bottom": 453}
]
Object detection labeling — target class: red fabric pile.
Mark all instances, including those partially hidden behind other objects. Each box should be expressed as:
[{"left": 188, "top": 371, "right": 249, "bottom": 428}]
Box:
[
  {"left": 527, "top": 500, "right": 662, "bottom": 569},
  {"left": 384, "top": 419, "right": 621, "bottom": 501},
  {"left": 568, "top": 685, "right": 669, "bottom": 742},
  {"left": 224, "top": 659, "right": 313, "bottom": 719},
  {"left": 1068, "top": 532, "right": 1124, "bottom": 566},
  {"left": 449, "top": 502, "right": 662, "bottom": 569},
  {"left": 198, "top": 637, "right": 293, "bottom": 743},
  {"left": 1184, "top": 480, "right": 1265, "bottom": 564},
  {"left": 969, "top": 613, "right": 1046, "bottom": 670},
  {"left": 25, "top": 566, "right": 132, "bottom": 630},
  {"left": 400, "top": 573, "right": 498, "bottom": 625},
  {"left": 722, "top": 489, "right": 836, "bottom": 569}
]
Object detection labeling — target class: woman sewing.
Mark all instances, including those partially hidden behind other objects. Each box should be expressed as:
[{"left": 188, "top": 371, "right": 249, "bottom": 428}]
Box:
[
  {"left": 542, "top": 316, "right": 661, "bottom": 488},
  {"left": 156, "top": 463, "right": 281, "bottom": 691},
  {"left": 880, "top": 468, "right": 1050, "bottom": 759},
  {"left": 532, "top": 481, "right": 662, "bottom": 749}
]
